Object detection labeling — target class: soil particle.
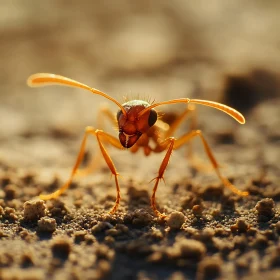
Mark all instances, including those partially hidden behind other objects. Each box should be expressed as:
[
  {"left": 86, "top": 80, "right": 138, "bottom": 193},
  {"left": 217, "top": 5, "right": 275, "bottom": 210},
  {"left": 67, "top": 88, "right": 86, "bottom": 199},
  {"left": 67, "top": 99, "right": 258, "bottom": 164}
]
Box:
[
  {"left": 214, "top": 227, "right": 231, "bottom": 238},
  {"left": 0, "top": 229, "right": 8, "bottom": 238},
  {"left": 192, "top": 204, "right": 204, "bottom": 216},
  {"left": 91, "top": 221, "right": 114, "bottom": 234},
  {"left": 96, "top": 259, "right": 112, "bottom": 279},
  {"left": 245, "top": 226, "right": 257, "bottom": 237},
  {"left": 233, "top": 235, "right": 248, "bottom": 252},
  {"left": 166, "top": 238, "right": 206, "bottom": 263},
  {"left": 106, "top": 228, "right": 122, "bottom": 237},
  {"left": 269, "top": 245, "right": 280, "bottom": 268},
  {"left": 131, "top": 209, "right": 153, "bottom": 226},
  {"left": 95, "top": 244, "right": 115, "bottom": 261},
  {"left": 19, "top": 229, "right": 38, "bottom": 243},
  {"left": 23, "top": 200, "right": 46, "bottom": 222},
  {"left": 51, "top": 237, "right": 72, "bottom": 260},
  {"left": 255, "top": 198, "right": 275, "bottom": 221},
  {"left": 195, "top": 228, "right": 215, "bottom": 243},
  {"left": 20, "top": 252, "right": 35, "bottom": 268},
  {"left": 196, "top": 256, "right": 222, "bottom": 280},
  {"left": 181, "top": 194, "right": 203, "bottom": 209},
  {"left": 167, "top": 211, "right": 185, "bottom": 230},
  {"left": 115, "top": 223, "right": 129, "bottom": 234},
  {"left": 143, "top": 227, "right": 164, "bottom": 241},
  {"left": 37, "top": 217, "right": 57, "bottom": 233},
  {"left": 47, "top": 199, "right": 70, "bottom": 217},
  {"left": 123, "top": 239, "right": 154, "bottom": 257},
  {"left": 4, "top": 184, "right": 18, "bottom": 200},
  {"left": 4, "top": 206, "right": 18, "bottom": 221},
  {"left": 235, "top": 252, "right": 255, "bottom": 275},
  {"left": 230, "top": 218, "right": 250, "bottom": 234},
  {"left": 150, "top": 237, "right": 211, "bottom": 267},
  {"left": 251, "top": 234, "right": 269, "bottom": 250},
  {"left": 73, "top": 230, "right": 87, "bottom": 244}
]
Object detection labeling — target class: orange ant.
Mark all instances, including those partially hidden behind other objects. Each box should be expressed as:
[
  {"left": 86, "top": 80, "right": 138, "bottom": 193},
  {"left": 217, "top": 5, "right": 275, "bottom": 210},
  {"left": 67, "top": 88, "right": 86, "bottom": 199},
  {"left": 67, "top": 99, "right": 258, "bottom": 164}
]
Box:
[{"left": 27, "top": 73, "right": 248, "bottom": 218}]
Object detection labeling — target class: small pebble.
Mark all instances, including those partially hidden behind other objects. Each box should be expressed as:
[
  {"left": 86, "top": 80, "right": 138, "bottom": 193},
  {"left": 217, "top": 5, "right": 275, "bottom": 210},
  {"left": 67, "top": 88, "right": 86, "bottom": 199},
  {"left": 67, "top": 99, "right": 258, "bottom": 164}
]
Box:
[
  {"left": 37, "top": 217, "right": 57, "bottom": 233},
  {"left": 23, "top": 200, "right": 46, "bottom": 222},
  {"left": 231, "top": 219, "right": 249, "bottom": 234},
  {"left": 51, "top": 237, "right": 71, "bottom": 259},
  {"left": 197, "top": 257, "right": 222, "bottom": 280},
  {"left": 167, "top": 211, "right": 185, "bottom": 230},
  {"left": 74, "top": 231, "right": 87, "bottom": 243},
  {"left": 255, "top": 198, "right": 275, "bottom": 221},
  {"left": 4, "top": 184, "right": 18, "bottom": 200},
  {"left": 192, "top": 204, "right": 203, "bottom": 216}
]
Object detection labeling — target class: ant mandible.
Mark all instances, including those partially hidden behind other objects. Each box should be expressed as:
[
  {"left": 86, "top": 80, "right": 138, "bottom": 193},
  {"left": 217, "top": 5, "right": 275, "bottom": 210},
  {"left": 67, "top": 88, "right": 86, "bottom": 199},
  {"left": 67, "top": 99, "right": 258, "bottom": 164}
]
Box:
[{"left": 27, "top": 73, "right": 248, "bottom": 218}]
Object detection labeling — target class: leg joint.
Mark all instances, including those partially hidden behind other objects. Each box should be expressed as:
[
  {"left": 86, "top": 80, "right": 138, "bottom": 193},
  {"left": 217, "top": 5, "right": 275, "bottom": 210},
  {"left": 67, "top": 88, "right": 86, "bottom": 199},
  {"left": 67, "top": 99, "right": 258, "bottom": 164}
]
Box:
[{"left": 95, "top": 129, "right": 103, "bottom": 135}]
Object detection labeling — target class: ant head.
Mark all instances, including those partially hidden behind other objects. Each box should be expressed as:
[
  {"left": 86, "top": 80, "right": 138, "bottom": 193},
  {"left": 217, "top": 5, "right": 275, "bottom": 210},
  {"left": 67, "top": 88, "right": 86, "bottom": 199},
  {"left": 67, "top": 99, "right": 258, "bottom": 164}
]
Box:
[{"left": 117, "top": 100, "right": 157, "bottom": 148}]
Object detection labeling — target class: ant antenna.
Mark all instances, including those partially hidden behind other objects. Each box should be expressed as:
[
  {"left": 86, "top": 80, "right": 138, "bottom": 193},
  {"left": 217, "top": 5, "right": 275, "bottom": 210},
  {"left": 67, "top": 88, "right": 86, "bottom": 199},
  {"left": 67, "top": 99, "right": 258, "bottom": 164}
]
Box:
[
  {"left": 138, "top": 98, "right": 245, "bottom": 124},
  {"left": 27, "top": 73, "right": 127, "bottom": 117}
]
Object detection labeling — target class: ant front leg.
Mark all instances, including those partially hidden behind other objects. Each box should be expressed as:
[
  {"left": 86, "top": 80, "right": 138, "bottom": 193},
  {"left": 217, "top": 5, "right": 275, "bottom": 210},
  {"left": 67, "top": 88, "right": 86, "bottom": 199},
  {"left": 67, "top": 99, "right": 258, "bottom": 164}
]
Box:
[
  {"left": 173, "top": 130, "right": 249, "bottom": 196},
  {"left": 151, "top": 138, "right": 175, "bottom": 218},
  {"left": 40, "top": 126, "right": 123, "bottom": 214},
  {"left": 76, "top": 107, "right": 118, "bottom": 177}
]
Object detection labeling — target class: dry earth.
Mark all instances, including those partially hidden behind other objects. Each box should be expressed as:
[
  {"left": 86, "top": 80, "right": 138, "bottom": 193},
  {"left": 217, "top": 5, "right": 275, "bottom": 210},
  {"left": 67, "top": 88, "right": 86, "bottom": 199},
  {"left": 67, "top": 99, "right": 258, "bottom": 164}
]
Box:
[{"left": 0, "top": 1, "right": 280, "bottom": 279}]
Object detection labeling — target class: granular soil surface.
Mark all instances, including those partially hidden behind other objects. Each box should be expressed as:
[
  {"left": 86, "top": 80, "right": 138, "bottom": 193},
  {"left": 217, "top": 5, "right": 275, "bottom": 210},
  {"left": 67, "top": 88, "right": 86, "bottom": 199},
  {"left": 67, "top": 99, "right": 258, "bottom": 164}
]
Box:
[{"left": 0, "top": 2, "right": 280, "bottom": 280}]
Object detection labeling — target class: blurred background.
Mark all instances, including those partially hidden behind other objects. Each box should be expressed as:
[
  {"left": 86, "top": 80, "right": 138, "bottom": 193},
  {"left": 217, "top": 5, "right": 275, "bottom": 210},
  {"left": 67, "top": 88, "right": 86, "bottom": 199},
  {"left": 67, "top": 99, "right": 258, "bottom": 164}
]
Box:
[{"left": 0, "top": 0, "right": 279, "bottom": 173}]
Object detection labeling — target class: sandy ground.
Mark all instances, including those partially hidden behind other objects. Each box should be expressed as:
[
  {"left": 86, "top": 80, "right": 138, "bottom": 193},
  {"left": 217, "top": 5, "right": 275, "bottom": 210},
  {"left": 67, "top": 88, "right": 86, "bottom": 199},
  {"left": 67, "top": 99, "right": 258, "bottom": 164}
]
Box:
[{"left": 0, "top": 1, "right": 280, "bottom": 279}]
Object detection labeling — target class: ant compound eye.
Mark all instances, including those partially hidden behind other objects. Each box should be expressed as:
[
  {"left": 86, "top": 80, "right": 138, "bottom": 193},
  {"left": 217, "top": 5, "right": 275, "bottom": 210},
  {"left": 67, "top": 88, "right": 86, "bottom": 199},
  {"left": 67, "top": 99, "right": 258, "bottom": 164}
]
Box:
[
  {"left": 148, "top": 109, "right": 157, "bottom": 127},
  {"left": 116, "top": 109, "right": 123, "bottom": 120}
]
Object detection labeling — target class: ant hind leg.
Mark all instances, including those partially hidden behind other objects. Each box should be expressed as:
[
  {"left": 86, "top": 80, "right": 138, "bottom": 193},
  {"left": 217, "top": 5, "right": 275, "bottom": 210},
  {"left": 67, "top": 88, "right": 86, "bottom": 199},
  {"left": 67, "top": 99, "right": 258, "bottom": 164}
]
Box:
[{"left": 173, "top": 130, "right": 249, "bottom": 196}]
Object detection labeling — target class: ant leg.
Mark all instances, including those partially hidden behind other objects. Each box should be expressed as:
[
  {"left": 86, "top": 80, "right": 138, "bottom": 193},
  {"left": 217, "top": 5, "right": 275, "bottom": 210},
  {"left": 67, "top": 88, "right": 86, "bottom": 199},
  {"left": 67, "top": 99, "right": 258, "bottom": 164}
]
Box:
[
  {"left": 40, "top": 126, "right": 123, "bottom": 214},
  {"left": 174, "top": 130, "right": 249, "bottom": 196},
  {"left": 151, "top": 138, "right": 175, "bottom": 218},
  {"left": 96, "top": 105, "right": 118, "bottom": 130},
  {"left": 164, "top": 104, "right": 196, "bottom": 138},
  {"left": 94, "top": 129, "right": 123, "bottom": 214},
  {"left": 163, "top": 105, "right": 205, "bottom": 170},
  {"left": 76, "top": 107, "right": 118, "bottom": 177}
]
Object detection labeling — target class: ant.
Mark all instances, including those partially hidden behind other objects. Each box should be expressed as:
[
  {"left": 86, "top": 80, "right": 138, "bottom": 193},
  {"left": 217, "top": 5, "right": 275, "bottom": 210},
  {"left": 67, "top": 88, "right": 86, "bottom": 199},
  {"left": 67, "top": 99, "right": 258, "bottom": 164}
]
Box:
[{"left": 27, "top": 73, "right": 248, "bottom": 218}]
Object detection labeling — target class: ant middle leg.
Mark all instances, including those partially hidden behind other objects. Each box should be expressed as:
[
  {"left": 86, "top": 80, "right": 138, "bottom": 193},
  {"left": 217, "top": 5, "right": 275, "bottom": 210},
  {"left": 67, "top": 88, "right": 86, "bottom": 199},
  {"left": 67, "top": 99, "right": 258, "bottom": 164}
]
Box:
[
  {"left": 164, "top": 104, "right": 196, "bottom": 138},
  {"left": 163, "top": 104, "right": 207, "bottom": 171}
]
